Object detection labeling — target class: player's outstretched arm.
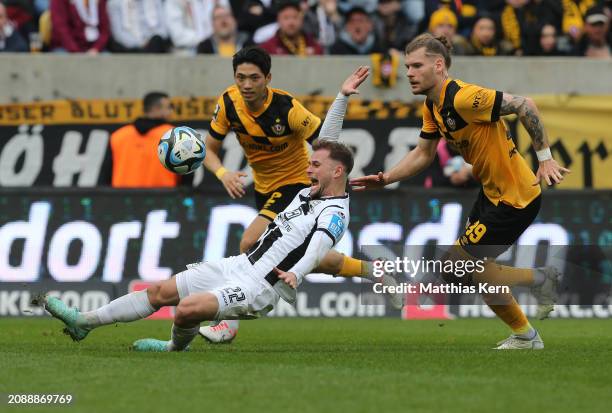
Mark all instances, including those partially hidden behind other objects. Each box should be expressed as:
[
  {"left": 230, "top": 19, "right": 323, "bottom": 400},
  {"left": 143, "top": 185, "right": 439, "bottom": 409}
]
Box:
[
  {"left": 350, "top": 137, "right": 438, "bottom": 191},
  {"left": 203, "top": 134, "right": 247, "bottom": 199},
  {"left": 319, "top": 66, "right": 370, "bottom": 141},
  {"left": 500, "top": 93, "right": 570, "bottom": 186}
]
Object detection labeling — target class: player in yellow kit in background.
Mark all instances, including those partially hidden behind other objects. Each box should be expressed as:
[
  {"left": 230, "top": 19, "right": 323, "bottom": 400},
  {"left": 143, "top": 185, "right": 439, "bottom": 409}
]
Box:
[
  {"left": 201, "top": 48, "right": 401, "bottom": 342},
  {"left": 351, "top": 34, "right": 571, "bottom": 349}
]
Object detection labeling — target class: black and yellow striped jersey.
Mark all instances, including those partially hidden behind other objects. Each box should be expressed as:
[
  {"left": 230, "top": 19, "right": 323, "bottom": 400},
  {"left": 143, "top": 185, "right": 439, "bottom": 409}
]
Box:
[
  {"left": 420, "top": 78, "right": 541, "bottom": 209},
  {"left": 209, "top": 85, "right": 322, "bottom": 194}
]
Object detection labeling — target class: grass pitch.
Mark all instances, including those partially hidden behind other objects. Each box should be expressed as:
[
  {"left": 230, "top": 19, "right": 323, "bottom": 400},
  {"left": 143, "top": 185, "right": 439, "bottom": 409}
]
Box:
[{"left": 1, "top": 317, "right": 611, "bottom": 413}]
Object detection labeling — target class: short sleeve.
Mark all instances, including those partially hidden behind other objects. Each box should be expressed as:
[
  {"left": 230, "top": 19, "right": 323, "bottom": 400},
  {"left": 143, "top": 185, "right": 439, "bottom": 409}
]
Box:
[
  {"left": 455, "top": 84, "right": 503, "bottom": 123},
  {"left": 208, "top": 94, "right": 230, "bottom": 140},
  {"left": 316, "top": 207, "right": 348, "bottom": 246},
  {"left": 420, "top": 102, "right": 442, "bottom": 140},
  {"left": 288, "top": 98, "right": 322, "bottom": 143}
]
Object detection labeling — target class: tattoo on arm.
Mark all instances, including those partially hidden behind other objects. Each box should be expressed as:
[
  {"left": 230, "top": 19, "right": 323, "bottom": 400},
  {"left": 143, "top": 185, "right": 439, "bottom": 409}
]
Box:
[{"left": 500, "top": 94, "right": 547, "bottom": 151}]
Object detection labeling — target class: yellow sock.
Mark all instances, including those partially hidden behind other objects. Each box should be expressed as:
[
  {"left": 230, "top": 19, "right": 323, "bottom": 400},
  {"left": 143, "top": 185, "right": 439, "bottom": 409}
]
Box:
[
  {"left": 484, "top": 293, "right": 532, "bottom": 334},
  {"left": 473, "top": 261, "right": 534, "bottom": 287},
  {"left": 338, "top": 256, "right": 364, "bottom": 277}
]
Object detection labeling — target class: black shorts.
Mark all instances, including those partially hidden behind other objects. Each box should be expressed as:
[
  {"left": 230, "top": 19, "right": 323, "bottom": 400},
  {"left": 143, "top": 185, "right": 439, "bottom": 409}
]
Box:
[
  {"left": 254, "top": 183, "right": 310, "bottom": 221},
  {"left": 458, "top": 189, "right": 541, "bottom": 258}
]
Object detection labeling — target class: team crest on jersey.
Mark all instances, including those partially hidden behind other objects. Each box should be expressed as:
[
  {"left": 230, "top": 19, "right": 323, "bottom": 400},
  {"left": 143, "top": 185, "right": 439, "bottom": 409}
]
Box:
[
  {"left": 271, "top": 118, "right": 286, "bottom": 136},
  {"left": 445, "top": 116, "right": 456, "bottom": 130},
  {"left": 308, "top": 200, "right": 322, "bottom": 213}
]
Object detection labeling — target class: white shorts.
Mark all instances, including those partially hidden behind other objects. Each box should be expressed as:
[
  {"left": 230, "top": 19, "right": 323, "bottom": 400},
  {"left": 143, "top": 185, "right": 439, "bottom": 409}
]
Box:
[{"left": 175, "top": 255, "right": 279, "bottom": 320}]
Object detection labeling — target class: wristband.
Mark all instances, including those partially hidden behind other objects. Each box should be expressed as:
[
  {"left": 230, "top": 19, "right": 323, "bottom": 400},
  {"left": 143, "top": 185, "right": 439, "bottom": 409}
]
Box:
[
  {"left": 536, "top": 148, "right": 552, "bottom": 162},
  {"left": 215, "top": 167, "right": 227, "bottom": 180}
]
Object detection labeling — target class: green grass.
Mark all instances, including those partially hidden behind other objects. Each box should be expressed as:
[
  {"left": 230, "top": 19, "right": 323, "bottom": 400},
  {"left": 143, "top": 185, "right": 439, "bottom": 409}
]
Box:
[{"left": 1, "top": 318, "right": 611, "bottom": 413}]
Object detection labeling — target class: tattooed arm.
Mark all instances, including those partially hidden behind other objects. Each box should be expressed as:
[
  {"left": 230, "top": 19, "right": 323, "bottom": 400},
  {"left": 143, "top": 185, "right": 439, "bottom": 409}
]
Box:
[
  {"left": 499, "top": 93, "right": 547, "bottom": 150},
  {"left": 500, "top": 93, "right": 570, "bottom": 186}
]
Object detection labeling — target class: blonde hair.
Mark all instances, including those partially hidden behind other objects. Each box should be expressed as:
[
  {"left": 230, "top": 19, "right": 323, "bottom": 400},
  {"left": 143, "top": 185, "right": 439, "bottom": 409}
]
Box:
[{"left": 405, "top": 33, "right": 453, "bottom": 68}]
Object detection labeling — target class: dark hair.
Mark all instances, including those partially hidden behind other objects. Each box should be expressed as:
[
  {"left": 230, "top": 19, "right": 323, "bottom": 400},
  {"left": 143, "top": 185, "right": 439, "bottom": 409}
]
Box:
[
  {"left": 405, "top": 33, "right": 453, "bottom": 68},
  {"left": 345, "top": 6, "right": 369, "bottom": 21},
  {"left": 312, "top": 140, "right": 354, "bottom": 175},
  {"left": 232, "top": 46, "right": 272, "bottom": 76},
  {"left": 143, "top": 92, "right": 169, "bottom": 113},
  {"left": 275, "top": 0, "right": 301, "bottom": 13}
]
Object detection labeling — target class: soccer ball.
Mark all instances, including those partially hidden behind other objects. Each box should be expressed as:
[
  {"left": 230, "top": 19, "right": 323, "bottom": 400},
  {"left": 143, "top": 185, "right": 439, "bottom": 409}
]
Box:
[{"left": 157, "top": 126, "right": 206, "bottom": 174}]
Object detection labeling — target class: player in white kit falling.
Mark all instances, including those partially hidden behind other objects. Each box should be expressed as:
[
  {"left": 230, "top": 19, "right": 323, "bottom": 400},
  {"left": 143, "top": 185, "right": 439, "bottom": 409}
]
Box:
[{"left": 38, "top": 68, "right": 369, "bottom": 352}]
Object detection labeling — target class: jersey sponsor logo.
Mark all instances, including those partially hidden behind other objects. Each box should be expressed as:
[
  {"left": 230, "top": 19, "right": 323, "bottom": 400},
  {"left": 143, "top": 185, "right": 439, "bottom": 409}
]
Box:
[
  {"left": 328, "top": 214, "right": 344, "bottom": 240},
  {"left": 243, "top": 142, "right": 289, "bottom": 152},
  {"left": 302, "top": 115, "right": 312, "bottom": 127},
  {"left": 278, "top": 207, "right": 302, "bottom": 231},
  {"left": 472, "top": 93, "right": 482, "bottom": 109}
]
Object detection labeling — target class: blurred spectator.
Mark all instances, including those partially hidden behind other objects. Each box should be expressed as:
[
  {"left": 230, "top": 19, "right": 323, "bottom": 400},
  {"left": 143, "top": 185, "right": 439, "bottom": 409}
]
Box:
[
  {"left": 50, "top": 0, "right": 110, "bottom": 54},
  {"left": 375, "top": 0, "right": 418, "bottom": 52},
  {"left": 197, "top": 4, "right": 252, "bottom": 55},
  {"left": 109, "top": 92, "right": 180, "bottom": 188},
  {"left": 428, "top": 6, "right": 470, "bottom": 55},
  {"left": 499, "top": 0, "right": 562, "bottom": 56},
  {"left": 230, "top": 0, "right": 276, "bottom": 37},
  {"left": 423, "top": 0, "right": 480, "bottom": 36},
  {"left": 338, "top": 0, "right": 377, "bottom": 14},
  {"left": 107, "top": 0, "right": 169, "bottom": 53},
  {"left": 0, "top": 2, "right": 28, "bottom": 51},
  {"left": 528, "top": 22, "right": 566, "bottom": 56},
  {"left": 574, "top": 5, "right": 611, "bottom": 58},
  {"left": 467, "top": 14, "right": 513, "bottom": 56},
  {"left": 310, "top": 0, "right": 342, "bottom": 50},
  {"left": 34, "top": 0, "right": 48, "bottom": 14},
  {"left": 259, "top": 0, "right": 323, "bottom": 55},
  {"left": 329, "top": 6, "right": 384, "bottom": 54},
  {"left": 402, "top": 0, "right": 425, "bottom": 25},
  {"left": 3, "top": 0, "right": 36, "bottom": 38},
  {"left": 165, "top": 0, "right": 230, "bottom": 55}
]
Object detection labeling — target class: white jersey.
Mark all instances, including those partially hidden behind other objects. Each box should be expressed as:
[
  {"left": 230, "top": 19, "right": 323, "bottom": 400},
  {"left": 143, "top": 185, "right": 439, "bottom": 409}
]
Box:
[{"left": 245, "top": 187, "right": 350, "bottom": 285}]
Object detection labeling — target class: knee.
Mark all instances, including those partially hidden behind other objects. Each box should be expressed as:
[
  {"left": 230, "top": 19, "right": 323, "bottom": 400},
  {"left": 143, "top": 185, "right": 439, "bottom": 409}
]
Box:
[
  {"left": 146, "top": 284, "right": 163, "bottom": 309},
  {"left": 240, "top": 235, "right": 257, "bottom": 254},
  {"left": 174, "top": 302, "right": 198, "bottom": 326}
]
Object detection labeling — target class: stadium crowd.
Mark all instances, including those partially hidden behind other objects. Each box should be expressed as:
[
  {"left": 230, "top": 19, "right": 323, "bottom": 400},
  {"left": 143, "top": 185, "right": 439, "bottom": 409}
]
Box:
[{"left": 0, "top": 0, "right": 610, "bottom": 57}]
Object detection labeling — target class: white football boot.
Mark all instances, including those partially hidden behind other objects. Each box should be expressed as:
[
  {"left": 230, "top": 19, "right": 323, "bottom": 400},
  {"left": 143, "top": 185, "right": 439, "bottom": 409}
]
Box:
[
  {"left": 198, "top": 320, "right": 239, "bottom": 344},
  {"left": 531, "top": 266, "right": 561, "bottom": 320},
  {"left": 494, "top": 330, "right": 544, "bottom": 350}
]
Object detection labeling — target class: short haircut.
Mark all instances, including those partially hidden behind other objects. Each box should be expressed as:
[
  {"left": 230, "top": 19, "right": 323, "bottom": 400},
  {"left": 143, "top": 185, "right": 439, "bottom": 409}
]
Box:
[
  {"left": 276, "top": 0, "right": 301, "bottom": 13},
  {"left": 405, "top": 33, "right": 453, "bottom": 69},
  {"left": 143, "top": 92, "right": 169, "bottom": 113},
  {"left": 312, "top": 140, "right": 354, "bottom": 175},
  {"left": 232, "top": 46, "right": 272, "bottom": 76}
]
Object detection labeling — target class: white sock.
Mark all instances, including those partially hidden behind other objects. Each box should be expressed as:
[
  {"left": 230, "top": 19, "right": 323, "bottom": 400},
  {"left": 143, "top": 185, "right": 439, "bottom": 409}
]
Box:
[
  {"left": 167, "top": 324, "right": 199, "bottom": 351},
  {"left": 80, "top": 290, "right": 156, "bottom": 328},
  {"left": 516, "top": 327, "right": 537, "bottom": 340}
]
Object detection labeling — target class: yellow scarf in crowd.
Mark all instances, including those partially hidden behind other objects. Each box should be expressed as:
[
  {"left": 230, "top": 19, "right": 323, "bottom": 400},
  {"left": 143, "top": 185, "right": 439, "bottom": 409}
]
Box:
[{"left": 279, "top": 32, "right": 307, "bottom": 56}]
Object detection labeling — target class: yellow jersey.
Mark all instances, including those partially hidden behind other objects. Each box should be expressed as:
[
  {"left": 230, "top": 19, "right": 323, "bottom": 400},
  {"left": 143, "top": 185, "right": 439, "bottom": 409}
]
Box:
[
  {"left": 209, "top": 85, "right": 322, "bottom": 194},
  {"left": 420, "top": 79, "right": 541, "bottom": 208}
]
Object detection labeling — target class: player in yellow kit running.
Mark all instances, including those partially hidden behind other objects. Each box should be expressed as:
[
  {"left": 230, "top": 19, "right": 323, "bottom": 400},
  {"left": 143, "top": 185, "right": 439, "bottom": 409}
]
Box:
[{"left": 351, "top": 33, "right": 570, "bottom": 349}]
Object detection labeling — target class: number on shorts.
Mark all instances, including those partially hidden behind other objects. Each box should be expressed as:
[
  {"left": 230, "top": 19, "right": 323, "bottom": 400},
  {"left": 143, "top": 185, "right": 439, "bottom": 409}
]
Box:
[
  {"left": 223, "top": 287, "right": 246, "bottom": 303},
  {"left": 465, "top": 220, "right": 487, "bottom": 243}
]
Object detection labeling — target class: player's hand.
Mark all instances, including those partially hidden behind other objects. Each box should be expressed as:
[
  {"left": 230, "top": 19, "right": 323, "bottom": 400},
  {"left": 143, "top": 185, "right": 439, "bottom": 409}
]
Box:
[
  {"left": 220, "top": 170, "right": 247, "bottom": 199},
  {"left": 350, "top": 172, "right": 388, "bottom": 191},
  {"left": 534, "top": 159, "right": 570, "bottom": 186},
  {"left": 341, "top": 66, "right": 370, "bottom": 96},
  {"left": 274, "top": 267, "right": 297, "bottom": 289}
]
